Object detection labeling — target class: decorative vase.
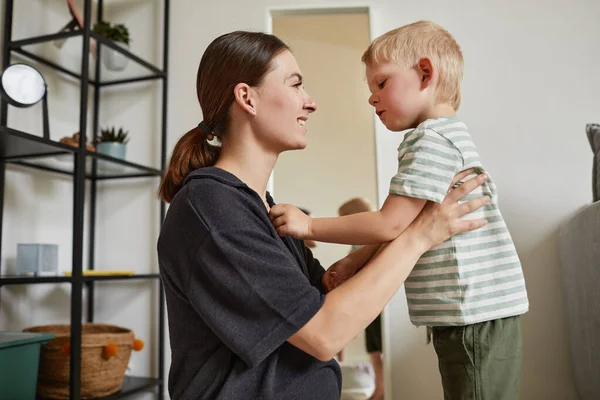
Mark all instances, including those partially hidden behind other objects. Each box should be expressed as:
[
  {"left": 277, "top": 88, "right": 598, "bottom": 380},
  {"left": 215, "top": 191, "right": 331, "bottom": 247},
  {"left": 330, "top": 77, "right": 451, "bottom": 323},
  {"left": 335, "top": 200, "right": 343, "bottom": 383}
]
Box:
[
  {"left": 102, "top": 42, "right": 129, "bottom": 71},
  {"left": 97, "top": 142, "right": 126, "bottom": 160}
]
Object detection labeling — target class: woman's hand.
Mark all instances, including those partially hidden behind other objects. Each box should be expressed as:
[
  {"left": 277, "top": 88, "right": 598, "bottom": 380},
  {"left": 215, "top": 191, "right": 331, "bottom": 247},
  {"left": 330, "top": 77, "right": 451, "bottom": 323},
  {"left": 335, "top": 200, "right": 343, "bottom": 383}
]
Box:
[{"left": 405, "top": 170, "right": 490, "bottom": 251}]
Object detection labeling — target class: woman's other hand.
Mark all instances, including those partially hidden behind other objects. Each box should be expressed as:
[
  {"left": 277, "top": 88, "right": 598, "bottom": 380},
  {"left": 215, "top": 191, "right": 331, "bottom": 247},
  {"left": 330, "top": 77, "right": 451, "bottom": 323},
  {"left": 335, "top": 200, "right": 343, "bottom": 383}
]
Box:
[{"left": 406, "top": 171, "right": 490, "bottom": 251}]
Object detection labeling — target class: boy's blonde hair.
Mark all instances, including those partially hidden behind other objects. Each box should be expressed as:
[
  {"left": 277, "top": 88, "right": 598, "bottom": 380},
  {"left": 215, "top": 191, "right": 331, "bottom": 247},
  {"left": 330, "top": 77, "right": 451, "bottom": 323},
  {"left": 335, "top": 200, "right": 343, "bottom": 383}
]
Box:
[
  {"left": 362, "top": 21, "right": 463, "bottom": 109},
  {"left": 338, "top": 197, "right": 374, "bottom": 216}
]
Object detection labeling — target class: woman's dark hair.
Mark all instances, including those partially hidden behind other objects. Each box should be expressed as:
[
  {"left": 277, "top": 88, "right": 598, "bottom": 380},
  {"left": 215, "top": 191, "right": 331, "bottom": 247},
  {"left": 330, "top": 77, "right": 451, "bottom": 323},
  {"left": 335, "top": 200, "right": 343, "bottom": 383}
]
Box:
[{"left": 158, "top": 31, "right": 289, "bottom": 203}]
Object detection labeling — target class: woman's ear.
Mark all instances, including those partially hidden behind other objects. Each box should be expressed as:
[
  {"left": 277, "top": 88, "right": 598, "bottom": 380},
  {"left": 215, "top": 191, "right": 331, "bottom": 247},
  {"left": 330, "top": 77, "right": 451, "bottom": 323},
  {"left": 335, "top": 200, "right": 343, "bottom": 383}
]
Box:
[
  {"left": 233, "top": 83, "right": 256, "bottom": 115},
  {"left": 417, "top": 57, "right": 434, "bottom": 89}
]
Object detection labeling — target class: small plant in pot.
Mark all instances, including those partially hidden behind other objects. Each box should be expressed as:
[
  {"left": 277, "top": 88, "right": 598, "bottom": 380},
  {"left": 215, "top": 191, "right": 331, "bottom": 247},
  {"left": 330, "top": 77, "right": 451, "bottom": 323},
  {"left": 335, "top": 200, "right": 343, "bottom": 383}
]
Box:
[
  {"left": 92, "top": 21, "right": 130, "bottom": 71},
  {"left": 96, "top": 127, "right": 129, "bottom": 160}
]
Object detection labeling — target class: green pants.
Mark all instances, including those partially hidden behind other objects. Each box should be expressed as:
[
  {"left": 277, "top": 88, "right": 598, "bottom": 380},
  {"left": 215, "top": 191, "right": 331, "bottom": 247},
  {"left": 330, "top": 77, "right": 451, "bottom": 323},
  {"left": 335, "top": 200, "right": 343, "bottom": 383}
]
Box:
[
  {"left": 365, "top": 314, "right": 382, "bottom": 353},
  {"left": 432, "top": 316, "right": 522, "bottom": 400}
]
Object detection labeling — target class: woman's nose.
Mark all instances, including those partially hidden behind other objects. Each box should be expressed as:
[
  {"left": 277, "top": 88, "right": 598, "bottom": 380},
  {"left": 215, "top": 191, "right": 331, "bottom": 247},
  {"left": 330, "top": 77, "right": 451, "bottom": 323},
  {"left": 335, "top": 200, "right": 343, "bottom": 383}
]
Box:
[{"left": 304, "top": 96, "right": 317, "bottom": 113}]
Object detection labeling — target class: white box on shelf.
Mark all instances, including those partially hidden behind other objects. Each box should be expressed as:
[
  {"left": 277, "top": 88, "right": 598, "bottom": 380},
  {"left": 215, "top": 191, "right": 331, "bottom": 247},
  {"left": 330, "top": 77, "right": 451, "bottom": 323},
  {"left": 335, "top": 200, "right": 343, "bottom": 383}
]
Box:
[{"left": 16, "top": 244, "right": 59, "bottom": 275}]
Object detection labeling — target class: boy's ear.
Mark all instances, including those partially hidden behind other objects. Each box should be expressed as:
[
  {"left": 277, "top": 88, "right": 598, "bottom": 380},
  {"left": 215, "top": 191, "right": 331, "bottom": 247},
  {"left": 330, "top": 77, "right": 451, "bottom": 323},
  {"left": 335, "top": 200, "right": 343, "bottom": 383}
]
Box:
[
  {"left": 233, "top": 83, "right": 257, "bottom": 115},
  {"left": 417, "top": 57, "right": 434, "bottom": 89}
]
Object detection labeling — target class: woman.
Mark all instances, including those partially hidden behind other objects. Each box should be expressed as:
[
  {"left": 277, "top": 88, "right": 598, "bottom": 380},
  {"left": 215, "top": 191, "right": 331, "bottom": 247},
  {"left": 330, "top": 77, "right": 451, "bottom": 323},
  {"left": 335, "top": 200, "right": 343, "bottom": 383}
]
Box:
[{"left": 157, "top": 31, "right": 488, "bottom": 400}]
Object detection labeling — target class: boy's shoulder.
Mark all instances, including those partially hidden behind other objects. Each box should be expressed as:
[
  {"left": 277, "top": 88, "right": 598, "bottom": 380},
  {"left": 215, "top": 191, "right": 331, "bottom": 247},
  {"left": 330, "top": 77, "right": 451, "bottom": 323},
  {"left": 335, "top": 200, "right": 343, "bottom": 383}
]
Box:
[
  {"left": 402, "top": 117, "right": 469, "bottom": 145},
  {"left": 398, "top": 117, "right": 481, "bottom": 165},
  {"left": 417, "top": 116, "right": 468, "bottom": 135},
  {"left": 413, "top": 116, "right": 475, "bottom": 148}
]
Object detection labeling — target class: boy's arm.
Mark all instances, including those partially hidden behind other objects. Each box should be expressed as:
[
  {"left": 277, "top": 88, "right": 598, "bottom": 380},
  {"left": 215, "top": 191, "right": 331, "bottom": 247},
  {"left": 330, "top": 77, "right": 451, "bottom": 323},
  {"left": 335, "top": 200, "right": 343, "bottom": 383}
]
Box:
[
  {"left": 313, "top": 194, "right": 426, "bottom": 244},
  {"left": 270, "top": 194, "right": 426, "bottom": 245}
]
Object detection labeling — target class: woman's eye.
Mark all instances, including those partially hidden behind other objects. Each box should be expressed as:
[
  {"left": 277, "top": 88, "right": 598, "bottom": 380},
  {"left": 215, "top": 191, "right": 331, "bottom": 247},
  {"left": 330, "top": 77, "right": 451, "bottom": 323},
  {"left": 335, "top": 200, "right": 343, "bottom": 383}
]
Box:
[{"left": 294, "top": 82, "right": 303, "bottom": 88}]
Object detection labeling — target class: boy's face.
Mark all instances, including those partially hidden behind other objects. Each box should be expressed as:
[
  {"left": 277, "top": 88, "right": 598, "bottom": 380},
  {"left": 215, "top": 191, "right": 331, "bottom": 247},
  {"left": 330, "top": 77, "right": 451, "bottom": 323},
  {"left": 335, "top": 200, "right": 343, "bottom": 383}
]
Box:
[{"left": 366, "top": 61, "right": 430, "bottom": 132}]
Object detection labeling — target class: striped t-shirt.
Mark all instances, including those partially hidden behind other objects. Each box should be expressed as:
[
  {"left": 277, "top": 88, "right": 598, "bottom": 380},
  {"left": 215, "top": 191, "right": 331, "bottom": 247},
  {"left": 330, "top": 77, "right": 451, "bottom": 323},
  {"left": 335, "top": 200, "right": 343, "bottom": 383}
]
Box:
[{"left": 390, "top": 116, "right": 529, "bottom": 326}]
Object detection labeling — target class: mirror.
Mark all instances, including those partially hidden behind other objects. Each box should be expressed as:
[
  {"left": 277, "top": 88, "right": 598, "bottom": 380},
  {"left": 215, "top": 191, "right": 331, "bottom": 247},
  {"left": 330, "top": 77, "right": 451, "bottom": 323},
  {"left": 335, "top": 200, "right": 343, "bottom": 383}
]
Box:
[
  {"left": 0, "top": 63, "right": 46, "bottom": 107},
  {"left": 0, "top": 63, "right": 50, "bottom": 139},
  {"left": 272, "top": 10, "right": 385, "bottom": 400}
]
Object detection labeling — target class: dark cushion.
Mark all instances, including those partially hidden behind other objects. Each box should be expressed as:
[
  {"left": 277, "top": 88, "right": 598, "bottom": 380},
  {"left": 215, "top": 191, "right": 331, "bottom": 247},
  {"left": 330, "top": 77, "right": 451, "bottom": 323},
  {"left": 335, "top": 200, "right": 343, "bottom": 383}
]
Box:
[
  {"left": 587, "top": 124, "right": 600, "bottom": 202},
  {"left": 558, "top": 201, "right": 600, "bottom": 400}
]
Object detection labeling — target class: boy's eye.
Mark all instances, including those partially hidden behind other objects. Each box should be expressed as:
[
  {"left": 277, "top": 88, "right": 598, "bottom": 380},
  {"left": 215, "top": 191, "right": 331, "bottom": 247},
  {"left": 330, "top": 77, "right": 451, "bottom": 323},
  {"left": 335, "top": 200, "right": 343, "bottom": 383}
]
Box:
[{"left": 378, "top": 80, "right": 386, "bottom": 89}]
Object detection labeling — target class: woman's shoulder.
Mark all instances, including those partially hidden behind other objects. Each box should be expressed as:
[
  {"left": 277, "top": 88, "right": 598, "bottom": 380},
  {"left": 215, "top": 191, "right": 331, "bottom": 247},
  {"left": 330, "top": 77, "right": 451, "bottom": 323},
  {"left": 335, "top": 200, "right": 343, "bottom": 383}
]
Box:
[
  {"left": 171, "top": 167, "right": 267, "bottom": 231},
  {"left": 159, "top": 169, "right": 265, "bottom": 258}
]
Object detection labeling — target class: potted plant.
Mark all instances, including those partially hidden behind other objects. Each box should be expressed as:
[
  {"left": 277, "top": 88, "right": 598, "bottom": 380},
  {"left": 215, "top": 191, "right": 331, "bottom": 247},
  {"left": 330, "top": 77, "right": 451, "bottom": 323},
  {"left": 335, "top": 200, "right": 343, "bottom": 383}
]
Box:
[
  {"left": 96, "top": 127, "right": 129, "bottom": 160},
  {"left": 92, "top": 21, "right": 130, "bottom": 71}
]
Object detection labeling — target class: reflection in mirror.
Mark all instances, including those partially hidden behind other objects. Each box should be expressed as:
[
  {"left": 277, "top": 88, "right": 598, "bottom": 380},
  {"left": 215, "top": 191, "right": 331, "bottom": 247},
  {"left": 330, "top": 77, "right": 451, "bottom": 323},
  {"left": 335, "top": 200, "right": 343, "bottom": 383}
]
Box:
[{"left": 272, "top": 9, "right": 383, "bottom": 400}]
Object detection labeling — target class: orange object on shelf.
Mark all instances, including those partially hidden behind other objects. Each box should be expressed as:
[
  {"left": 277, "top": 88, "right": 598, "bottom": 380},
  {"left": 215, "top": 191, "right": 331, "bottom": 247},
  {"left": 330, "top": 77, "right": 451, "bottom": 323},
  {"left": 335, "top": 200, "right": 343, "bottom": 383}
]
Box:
[
  {"left": 61, "top": 342, "right": 70, "bottom": 356},
  {"left": 103, "top": 343, "right": 118, "bottom": 359},
  {"left": 132, "top": 338, "right": 144, "bottom": 351}
]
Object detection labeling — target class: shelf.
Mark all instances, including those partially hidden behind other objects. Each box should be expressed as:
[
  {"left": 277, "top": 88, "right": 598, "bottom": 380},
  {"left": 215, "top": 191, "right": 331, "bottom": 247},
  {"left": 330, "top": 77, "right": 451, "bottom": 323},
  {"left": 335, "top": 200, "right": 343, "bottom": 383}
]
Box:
[
  {"left": 1, "top": 1, "right": 169, "bottom": 398},
  {"left": 0, "top": 273, "right": 160, "bottom": 286},
  {"left": 0, "top": 275, "right": 72, "bottom": 286},
  {"left": 0, "top": 126, "right": 74, "bottom": 160},
  {"left": 1, "top": 127, "right": 162, "bottom": 180},
  {"left": 9, "top": 30, "right": 165, "bottom": 86},
  {"left": 15, "top": 152, "right": 163, "bottom": 180},
  {"left": 36, "top": 376, "right": 162, "bottom": 400},
  {"left": 100, "top": 376, "right": 162, "bottom": 399},
  {"left": 91, "top": 33, "right": 165, "bottom": 85},
  {"left": 85, "top": 273, "right": 160, "bottom": 282}
]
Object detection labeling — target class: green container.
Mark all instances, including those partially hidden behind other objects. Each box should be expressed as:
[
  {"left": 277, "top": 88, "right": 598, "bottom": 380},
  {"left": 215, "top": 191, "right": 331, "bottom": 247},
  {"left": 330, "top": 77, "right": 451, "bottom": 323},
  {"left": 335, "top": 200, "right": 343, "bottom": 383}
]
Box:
[{"left": 0, "top": 332, "right": 54, "bottom": 400}]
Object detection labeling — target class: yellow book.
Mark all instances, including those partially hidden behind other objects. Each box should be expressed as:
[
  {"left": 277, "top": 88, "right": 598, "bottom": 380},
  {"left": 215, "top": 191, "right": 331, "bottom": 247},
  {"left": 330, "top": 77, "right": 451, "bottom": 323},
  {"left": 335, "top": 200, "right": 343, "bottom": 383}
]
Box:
[{"left": 63, "top": 270, "right": 135, "bottom": 276}]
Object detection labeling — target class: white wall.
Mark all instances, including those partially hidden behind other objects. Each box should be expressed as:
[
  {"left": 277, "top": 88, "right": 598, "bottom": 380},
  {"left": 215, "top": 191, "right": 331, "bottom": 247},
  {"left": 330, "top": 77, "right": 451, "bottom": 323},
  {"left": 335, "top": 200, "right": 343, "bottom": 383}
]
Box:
[
  {"left": 167, "top": 1, "right": 598, "bottom": 399},
  {"left": 3, "top": 0, "right": 598, "bottom": 398}
]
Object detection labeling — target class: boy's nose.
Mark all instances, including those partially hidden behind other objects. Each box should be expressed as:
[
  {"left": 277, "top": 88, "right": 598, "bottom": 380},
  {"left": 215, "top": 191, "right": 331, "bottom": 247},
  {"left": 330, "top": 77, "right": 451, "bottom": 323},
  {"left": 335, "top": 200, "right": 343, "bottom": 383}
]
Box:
[{"left": 369, "top": 94, "right": 378, "bottom": 106}]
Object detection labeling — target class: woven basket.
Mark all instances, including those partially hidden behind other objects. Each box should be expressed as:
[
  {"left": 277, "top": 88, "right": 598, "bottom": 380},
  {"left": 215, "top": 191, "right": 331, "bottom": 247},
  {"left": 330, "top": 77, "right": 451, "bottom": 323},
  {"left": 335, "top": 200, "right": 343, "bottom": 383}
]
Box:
[{"left": 23, "top": 323, "right": 135, "bottom": 399}]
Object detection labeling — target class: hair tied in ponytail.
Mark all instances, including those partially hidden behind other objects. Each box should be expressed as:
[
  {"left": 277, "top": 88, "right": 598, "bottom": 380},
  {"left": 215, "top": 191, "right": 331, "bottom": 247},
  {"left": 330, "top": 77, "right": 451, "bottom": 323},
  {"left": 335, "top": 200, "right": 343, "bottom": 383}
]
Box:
[{"left": 198, "top": 121, "right": 215, "bottom": 141}]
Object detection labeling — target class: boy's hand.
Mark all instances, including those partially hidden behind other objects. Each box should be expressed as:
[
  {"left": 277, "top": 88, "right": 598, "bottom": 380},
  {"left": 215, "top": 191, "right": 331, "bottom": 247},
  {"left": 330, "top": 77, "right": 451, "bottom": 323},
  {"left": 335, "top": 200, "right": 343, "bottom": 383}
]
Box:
[
  {"left": 269, "top": 204, "right": 312, "bottom": 239},
  {"left": 323, "top": 258, "right": 359, "bottom": 291}
]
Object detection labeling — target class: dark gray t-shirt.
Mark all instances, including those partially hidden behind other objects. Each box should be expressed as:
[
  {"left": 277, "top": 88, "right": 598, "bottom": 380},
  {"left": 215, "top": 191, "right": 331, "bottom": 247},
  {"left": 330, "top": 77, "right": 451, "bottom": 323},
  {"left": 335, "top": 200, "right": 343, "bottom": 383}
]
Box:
[{"left": 158, "top": 167, "right": 341, "bottom": 399}]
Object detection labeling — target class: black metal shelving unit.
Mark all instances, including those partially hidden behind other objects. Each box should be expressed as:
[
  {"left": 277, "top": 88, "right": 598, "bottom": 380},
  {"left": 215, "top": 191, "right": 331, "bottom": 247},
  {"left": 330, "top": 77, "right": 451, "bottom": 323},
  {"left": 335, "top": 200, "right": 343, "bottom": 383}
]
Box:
[{"left": 0, "top": 1, "right": 169, "bottom": 399}]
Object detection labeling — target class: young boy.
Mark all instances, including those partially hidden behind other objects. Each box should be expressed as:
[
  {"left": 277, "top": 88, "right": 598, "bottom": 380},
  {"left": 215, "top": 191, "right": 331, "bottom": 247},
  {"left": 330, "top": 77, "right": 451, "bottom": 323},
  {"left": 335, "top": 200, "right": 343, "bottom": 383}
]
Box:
[{"left": 269, "top": 21, "right": 529, "bottom": 400}]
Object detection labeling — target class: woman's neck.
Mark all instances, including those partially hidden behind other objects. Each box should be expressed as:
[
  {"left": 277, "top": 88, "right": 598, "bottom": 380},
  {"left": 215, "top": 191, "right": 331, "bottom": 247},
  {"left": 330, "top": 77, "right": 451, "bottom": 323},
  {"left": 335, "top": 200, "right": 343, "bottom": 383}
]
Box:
[{"left": 214, "top": 136, "right": 277, "bottom": 207}]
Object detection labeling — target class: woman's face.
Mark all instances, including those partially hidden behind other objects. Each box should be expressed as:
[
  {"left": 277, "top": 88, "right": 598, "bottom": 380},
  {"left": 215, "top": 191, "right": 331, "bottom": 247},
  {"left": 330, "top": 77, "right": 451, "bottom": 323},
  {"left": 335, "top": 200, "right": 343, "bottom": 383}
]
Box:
[{"left": 252, "top": 50, "right": 317, "bottom": 153}]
